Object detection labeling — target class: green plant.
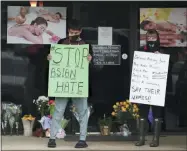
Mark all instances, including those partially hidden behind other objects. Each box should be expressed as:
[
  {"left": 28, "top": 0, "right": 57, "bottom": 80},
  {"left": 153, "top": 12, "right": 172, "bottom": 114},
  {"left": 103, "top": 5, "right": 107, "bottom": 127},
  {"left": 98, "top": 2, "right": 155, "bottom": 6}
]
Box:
[{"left": 98, "top": 116, "right": 113, "bottom": 127}]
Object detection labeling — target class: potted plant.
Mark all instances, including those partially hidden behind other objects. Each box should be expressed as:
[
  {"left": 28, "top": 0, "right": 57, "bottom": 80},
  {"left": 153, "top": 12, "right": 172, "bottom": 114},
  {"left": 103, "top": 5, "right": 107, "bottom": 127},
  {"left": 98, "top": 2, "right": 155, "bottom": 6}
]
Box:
[{"left": 98, "top": 115, "right": 112, "bottom": 136}]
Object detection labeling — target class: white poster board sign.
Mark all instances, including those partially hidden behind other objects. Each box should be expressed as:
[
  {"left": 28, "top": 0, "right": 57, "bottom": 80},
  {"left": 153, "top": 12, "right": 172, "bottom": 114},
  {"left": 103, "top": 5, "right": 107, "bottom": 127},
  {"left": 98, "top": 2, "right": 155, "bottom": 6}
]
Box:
[
  {"left": 129, "top": 51, "right": 170, "bottom": 107},
  {"left": 98, "top": 27, "right": 112, "bottom": 45}
]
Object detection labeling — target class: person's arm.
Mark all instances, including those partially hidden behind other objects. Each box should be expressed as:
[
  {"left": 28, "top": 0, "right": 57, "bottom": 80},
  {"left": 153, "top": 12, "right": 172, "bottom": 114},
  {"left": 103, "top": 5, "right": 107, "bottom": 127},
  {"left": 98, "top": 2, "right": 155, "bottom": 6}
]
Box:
[
  {"left": 48, "top": 18, "right": 60, "bottom": 23},
  {"left": 39, "top": 9, "right": 49, "bottom": 15},
  {"left": 46, "top": 30, "right": 55, "bottom": 37},
  {"left": 8, "top": 17, "right": 16, "bottom": 21},
  {"left": 22, "top": 30, "right": 43, "bottom": 44}
]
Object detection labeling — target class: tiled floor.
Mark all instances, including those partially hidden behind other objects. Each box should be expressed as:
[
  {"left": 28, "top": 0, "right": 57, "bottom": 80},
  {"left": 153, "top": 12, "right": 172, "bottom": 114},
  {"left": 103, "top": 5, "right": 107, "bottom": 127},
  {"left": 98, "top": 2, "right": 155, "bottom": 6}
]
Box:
[{"left": 1, "top": 135, "right": 186, "bottom": 150}]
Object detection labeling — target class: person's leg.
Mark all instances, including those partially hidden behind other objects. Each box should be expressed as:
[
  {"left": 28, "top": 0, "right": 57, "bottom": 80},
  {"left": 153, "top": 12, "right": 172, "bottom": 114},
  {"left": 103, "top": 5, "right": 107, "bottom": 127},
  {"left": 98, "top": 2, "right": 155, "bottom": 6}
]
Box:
[
  {"left": 135, "top": 104, "right": 149, "bottom": 146},
  {"left": 150, "top": 106, "right": 163, "bottom": 147},
  {"left": 48, "top": 97, "right": 68, "bottom": 148},
  {"left": 72, "top": 97, "right": 88, "bottom": 148}
]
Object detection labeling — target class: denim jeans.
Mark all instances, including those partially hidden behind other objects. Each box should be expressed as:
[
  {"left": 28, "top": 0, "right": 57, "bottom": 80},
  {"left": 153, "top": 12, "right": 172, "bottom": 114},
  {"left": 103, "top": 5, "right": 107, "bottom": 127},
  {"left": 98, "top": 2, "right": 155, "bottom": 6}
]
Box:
[{"left": 50, "top": 97, "right": 88, "bottom": 141}]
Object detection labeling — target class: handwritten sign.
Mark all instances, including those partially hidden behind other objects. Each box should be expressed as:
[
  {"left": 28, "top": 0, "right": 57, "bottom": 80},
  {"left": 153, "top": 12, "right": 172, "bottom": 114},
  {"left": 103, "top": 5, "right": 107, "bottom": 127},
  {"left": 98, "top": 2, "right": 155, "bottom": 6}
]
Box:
[
  {"left": 129, "top": 51, "right": 170, "bottom": 107},
  {"left": 48, "top": 44, "right": 89, "bottom": 98},
  {"left": 92, "top": 45, "right": 121, "bottom": 65}
]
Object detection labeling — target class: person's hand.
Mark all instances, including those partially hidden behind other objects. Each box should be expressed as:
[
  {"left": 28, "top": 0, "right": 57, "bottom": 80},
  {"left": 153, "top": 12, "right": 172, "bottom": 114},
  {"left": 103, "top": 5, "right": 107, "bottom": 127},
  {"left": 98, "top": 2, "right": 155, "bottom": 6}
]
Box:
[
  {"left": 15, "top": 16, "right": 26, "bottom": 24},
  {"left": 47, "top": 54, "right": 52, "bottom": 60},
  {"left": 46, "top": 30, "right": 54, "bottom": 37},
  {"left": 87, "top": 54, "right": 92, "bottom": 62}
]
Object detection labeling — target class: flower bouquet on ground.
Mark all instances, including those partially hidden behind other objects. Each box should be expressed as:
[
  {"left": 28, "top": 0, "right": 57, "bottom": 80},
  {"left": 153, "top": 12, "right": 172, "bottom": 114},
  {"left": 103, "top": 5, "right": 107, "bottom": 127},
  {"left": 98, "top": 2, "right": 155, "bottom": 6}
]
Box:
[
  {"left": 1, "top": 102, "right": 22, "bottom": 135},
  {"left": 70, "top": 104, "right": 94, "bottom": 135},
  {"left": 47, "top": 99, "right": 70, "bottom": 139},
  {"left": 33, "top": 96, "right": 49, "bottom": 117},
  {"left": 22, "top": 114, "right": 35, "bottom": 136},
  {"left": 33, "top": 96, "right": 49, "bottom": 137},
  {"left": 33, "top": 97, "right": 70, "bottom": 138},
  {"left": 111, "top": 100, "right": 139, "bottom": 136}
]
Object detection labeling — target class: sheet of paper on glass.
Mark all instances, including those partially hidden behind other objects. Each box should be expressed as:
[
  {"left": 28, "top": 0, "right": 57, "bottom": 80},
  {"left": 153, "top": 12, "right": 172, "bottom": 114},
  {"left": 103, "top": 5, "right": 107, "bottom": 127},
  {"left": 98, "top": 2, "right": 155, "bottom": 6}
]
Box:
[
  {"left": 129, "top": 51, "right": 170, "bottom": 107},
  {"left": 98, "top": 27, "right": 113, "bottom": 45},
  {"left": 48, "top": 44, "right": 89, "bottom": 98}
]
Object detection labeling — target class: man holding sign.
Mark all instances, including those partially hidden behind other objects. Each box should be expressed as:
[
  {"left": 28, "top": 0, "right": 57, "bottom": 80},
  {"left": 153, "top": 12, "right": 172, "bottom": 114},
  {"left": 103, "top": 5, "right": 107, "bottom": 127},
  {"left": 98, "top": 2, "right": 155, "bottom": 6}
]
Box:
[
  {"left": 130, "top": 30, "right": 170, "bottom": 147},
  {"left": 47, "top": 19, "right": 92, "bottom": 148}
]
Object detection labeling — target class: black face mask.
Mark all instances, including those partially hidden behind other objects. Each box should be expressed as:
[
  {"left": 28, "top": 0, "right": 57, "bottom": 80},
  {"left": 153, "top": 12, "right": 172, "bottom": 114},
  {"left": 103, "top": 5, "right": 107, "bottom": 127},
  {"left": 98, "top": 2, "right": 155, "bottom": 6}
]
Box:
[
  {"left": 147, "top": 41, "right": 157, "bottom": 50},
  {"left": 70, "top": 35, "right": 80, "bottom": 42}
]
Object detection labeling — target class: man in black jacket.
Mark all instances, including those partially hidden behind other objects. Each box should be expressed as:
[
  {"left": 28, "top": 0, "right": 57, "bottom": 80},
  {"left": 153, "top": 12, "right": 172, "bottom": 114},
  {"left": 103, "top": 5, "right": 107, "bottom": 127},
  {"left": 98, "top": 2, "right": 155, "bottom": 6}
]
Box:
[
  {"left": 47, "top": 19, "right": 92, "bottom": 148},
  {"left": 135, "top": 29, "right": 164, "bottom": 147}
]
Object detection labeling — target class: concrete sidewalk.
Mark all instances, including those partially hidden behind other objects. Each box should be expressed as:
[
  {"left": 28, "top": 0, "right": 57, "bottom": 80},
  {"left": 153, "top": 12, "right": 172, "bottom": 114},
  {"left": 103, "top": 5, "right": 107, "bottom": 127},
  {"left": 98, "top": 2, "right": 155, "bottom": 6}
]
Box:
[{"left": 2, "top": 135, "right": 186, "bottom": 150}]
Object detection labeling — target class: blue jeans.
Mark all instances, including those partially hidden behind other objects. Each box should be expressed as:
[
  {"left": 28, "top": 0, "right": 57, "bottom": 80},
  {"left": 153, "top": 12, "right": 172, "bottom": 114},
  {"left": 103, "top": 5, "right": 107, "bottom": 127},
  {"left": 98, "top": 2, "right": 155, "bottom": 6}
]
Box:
[{"left": 50, "top": 97, "right": 88, "bottom": 141}]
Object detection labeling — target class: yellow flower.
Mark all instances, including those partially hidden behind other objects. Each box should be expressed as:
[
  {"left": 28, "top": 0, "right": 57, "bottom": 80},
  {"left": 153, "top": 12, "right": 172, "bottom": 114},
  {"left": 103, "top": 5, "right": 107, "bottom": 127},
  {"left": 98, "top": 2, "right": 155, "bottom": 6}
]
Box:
[
  {"left": 122, "top": 107, "right": 126, "bottom": 112},
  {"left": 133, "top": 109, "right": 136, "bottom": 113},
  {"left": 136, "top": 114, "right": 140, "bottom": 118},
  {"left": 116, "top": 102, "right": 119, "bottom": 106},
  {"left": 22, "top": 114, "right": 35, "bottom": 121},
  {"left": 111, "top": 112, "right": 116, "bottom": 116},
  {"left": 136, "top": 108, "right": 139, "bottom": 112},
  {"left": 133, "top": 104, "right": 137, "bottom": 108},
  {"left": 125, "top": 104, "right": 129, "bottom": 108},
  {"left": 113, "top": 105, "right": 117, "bottom": 109},
  {"left": 123, "top": 102, "right": 126, "bottom": 105},
  {"left": 126, "top": 100, "right": 130, "bottom": 103}
]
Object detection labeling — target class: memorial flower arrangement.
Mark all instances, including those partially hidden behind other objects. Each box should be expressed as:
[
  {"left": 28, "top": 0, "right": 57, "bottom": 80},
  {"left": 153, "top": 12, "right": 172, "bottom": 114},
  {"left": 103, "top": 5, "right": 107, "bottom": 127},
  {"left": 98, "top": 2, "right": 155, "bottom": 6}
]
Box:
[
  {"left": 22, "top": 114, "right": 35, "bottom": 121},
  {"left": 70, "top": 104, "right": 94, "bottom": 123},
  {"left": 33, "top": 96, "right": 49, "bottom": 117},
  {"left": 1, "top": 102, "right": 22, "bottom": 135},
  {"left": 22, "top": 114, "right": 35, "bottom": 136},
  {"left": 33, "top": 97, "right": 69, "bottom": 138},
  {"left": 111, "top": 100, "right": 140, "bottom": 136},
  {"left": 111, "top": 100, "right": 140, "bottom": 124}
]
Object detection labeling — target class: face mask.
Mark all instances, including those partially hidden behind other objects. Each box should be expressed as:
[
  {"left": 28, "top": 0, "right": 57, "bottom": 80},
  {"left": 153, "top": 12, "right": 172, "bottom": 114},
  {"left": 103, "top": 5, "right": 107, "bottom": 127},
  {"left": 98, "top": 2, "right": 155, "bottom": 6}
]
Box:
[
  {"left": 70, "top": 35, "right": 80, "bottom": 42},
  {"left": 147, "top": 41, "right": 156, "bottom": 49}
]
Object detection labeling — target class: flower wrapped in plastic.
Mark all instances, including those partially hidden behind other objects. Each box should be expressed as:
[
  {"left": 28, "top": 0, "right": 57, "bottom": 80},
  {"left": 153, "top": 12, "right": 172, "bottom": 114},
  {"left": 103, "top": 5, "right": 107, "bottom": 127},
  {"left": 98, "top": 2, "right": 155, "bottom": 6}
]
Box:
[
  {"left": 70, "top": 103, "right": 94, "bottom": 124},
  {"left": 37, "top": 99, "right": 70, "bottom": 138},
  {"left": 1, "top": 102, "right": 22, "bottom": 135}
]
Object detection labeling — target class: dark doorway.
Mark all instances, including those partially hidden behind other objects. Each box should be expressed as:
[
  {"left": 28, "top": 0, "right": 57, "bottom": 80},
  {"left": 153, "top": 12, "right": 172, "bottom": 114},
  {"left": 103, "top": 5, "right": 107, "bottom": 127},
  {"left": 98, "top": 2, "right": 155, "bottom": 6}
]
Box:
[{"left": 74, "top": 2, "right": 131, "bottom": 132}]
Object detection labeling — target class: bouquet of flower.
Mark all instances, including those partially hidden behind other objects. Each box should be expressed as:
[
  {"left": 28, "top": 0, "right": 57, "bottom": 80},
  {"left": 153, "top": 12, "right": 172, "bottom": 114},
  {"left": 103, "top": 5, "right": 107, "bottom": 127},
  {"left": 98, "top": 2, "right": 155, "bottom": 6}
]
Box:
[
  {"left": 36, "top": 99, "right": 69, "bottom": 139},
  {"left": 22, "top": 114, "right": 35, "bottom": 136},
  {"left": 33, "top": 96, "right": 49, "bottom": 117},
  {"left": 22, "top": 114, "right": 35, "bottom": 121},
  {"left": 70, "top": 104, "right": 94, "bottom": 123},
  {"left": 1, "top": 102, "right": 22, "bottom": 135},
  {"left": 48, "top": 100, "right": 55, "bottom": 117},
  {"left": 111, "top": 100, "right": 139, "bottom": 124}
]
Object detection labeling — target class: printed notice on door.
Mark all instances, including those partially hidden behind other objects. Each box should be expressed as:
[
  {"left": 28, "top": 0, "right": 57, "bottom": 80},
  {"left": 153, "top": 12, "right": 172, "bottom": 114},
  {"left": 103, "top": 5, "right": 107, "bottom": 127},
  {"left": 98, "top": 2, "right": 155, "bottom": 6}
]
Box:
[
  {"left": 48, "top": 44, "right": 89, "bottom": 98},
  {"left": 129, "top": 51, "right": 170, "bottom": 107}
]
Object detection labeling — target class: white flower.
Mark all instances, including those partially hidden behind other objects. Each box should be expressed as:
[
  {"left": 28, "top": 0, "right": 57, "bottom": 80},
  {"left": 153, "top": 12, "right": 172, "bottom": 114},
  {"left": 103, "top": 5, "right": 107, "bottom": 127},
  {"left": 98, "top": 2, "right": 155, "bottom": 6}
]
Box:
[
  {"left": 33, "top": 100, "right": 35, "bottom": 103},
  {"left": 37, "top": 96, "right": 49, "bottom": 103}
]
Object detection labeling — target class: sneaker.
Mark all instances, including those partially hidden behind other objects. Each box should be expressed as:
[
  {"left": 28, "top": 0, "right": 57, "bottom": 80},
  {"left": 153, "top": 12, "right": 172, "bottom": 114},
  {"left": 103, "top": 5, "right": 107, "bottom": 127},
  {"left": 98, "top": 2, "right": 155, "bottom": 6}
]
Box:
[
  {"left": 74, "top": 140, "right": 88, "bottom": 148},
  {"left": 48, "top": 139, "right": 56, "bottom": 148}
]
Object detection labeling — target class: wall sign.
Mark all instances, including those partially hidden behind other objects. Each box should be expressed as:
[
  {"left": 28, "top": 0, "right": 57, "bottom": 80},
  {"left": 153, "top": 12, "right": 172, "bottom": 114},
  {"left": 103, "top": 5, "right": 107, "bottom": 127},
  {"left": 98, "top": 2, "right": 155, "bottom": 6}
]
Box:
[{"left": 92, "top": 45, "right": 121, "bottom": 65}]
